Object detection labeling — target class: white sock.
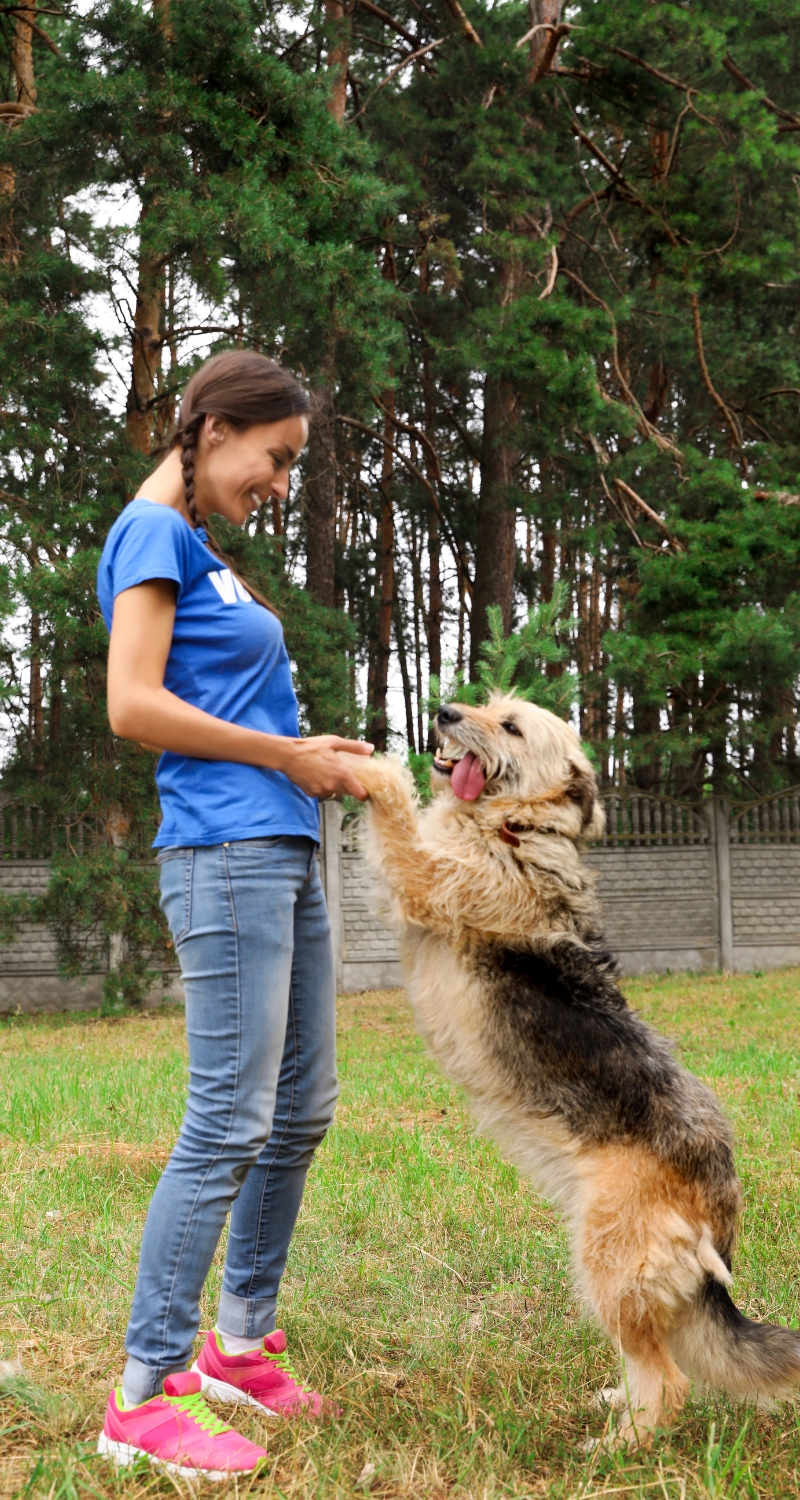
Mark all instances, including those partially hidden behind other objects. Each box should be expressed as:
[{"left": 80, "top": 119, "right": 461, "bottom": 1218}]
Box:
[{"left": 215, "top": 1326, "right": 264, "bottom": 1356}]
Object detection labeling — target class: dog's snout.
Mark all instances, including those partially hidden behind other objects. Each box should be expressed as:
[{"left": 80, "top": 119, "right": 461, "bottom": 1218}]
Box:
[{"left": 436, "top": 704, "right": 463, "bottom": 727}]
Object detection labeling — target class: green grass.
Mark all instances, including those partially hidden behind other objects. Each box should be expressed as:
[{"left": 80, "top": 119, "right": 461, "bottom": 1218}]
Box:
[{"left": 2, "top": 969, "right": 800, "bottom": 1499}]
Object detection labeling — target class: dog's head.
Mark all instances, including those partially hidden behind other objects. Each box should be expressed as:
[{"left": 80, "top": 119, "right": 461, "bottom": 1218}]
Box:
[{"left": 431, "top": 695, "right": 605, "bottom": 843}]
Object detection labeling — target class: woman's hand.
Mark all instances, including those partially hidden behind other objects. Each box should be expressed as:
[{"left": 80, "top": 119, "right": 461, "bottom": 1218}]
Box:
[
  {"left": 274, "top": 736, "right": 373, "bottom": 800},
  {"left": 107, "top": 581, "right": 373, "bottom": 798}
]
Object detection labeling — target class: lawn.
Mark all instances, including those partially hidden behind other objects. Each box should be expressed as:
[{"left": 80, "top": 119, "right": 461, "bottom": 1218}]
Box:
[{"left": 2, "top": 969, "right": 800, "bottom": 1500}]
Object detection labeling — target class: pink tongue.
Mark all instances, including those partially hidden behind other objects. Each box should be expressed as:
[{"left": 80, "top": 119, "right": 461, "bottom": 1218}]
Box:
[{"left": 450, "top": 752, "right": 486, "bottom": 802}]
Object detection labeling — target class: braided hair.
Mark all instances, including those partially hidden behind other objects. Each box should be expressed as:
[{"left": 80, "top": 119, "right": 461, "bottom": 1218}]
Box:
[
  {"left": 180, "top": 416, "right": 203, "bottom": 530},
  {"left": 170, "top": 351, "right": 310, "bottom": 611}
]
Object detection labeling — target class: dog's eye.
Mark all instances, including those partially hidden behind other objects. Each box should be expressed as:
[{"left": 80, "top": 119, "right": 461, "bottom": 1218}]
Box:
[{"left": 501, "top": 720, "right": 523, "bottom": 737}]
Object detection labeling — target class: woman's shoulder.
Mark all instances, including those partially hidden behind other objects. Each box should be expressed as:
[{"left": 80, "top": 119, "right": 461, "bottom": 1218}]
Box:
[
  {"left": 101, "top": 498, "right": 197, "bottom": 566},
  {"left": 98, "top": 499, "right": 203, "bottom": 618},
  {"left": 108, "top": 497, "right": 192, "bottom": 542}
]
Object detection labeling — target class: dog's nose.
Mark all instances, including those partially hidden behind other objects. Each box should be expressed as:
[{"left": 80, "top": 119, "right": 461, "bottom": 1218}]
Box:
[{"left": 437, "top": 704, "right": 463, "bottom": 727}]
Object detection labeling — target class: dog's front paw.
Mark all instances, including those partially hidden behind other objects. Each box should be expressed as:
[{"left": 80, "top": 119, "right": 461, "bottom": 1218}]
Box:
[{"left": 337, "top": 753, "right": 414, "bottom": 805}]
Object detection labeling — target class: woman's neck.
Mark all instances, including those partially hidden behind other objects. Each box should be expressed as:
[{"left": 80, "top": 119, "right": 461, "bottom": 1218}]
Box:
[{"left": 133, "top": 448, "right": 194, "bottom": 524}]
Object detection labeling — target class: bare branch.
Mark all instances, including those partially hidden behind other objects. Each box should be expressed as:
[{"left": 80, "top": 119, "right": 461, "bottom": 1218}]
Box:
[
  {"left": 515, "top": 19, "right": 576, "bottom": 51},
  {"left": 689, "top": 292, "right": 745, "bottom": 461},
  {"left": 723, "top": 53, "right": 800, "bottom": 130},
  {"left": 352, "top": 36, "right": 444, "bottom": 117},
  {"left": 372, "top": 395, "right": 441, "bottom": 479},
  {"left": 609, "top": 46, "right": 693, "bottom": 94},
  {"left": 559, "top": 266, "right": 681, "bottom": 456},
  {"left": 439, "top": 0, "right": 481, "bottom": 48},
  {"left": 538, "top": 245, "right": 558, "bottom": 299},
  {"left": 613, "top": 478, "right": 683, "bottom": 549},
  {"left": 565, "top": 106, "right": 683, "bottom": 248},
  {"left": 353, "top": 0, "right": 431, "bottom": 56}
]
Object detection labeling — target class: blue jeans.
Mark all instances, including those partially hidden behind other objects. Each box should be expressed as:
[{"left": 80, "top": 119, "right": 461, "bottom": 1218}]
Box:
[{"left": 123, "top": 836, "right": 337, "bottom": 1405}]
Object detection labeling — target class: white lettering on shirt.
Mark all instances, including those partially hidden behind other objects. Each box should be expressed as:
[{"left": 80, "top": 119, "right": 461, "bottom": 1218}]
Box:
[{"left": 207, "top": 568, "right": 252, "bottom": 605}]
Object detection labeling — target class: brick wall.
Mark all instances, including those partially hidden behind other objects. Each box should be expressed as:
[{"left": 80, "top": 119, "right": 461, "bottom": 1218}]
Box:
[
  {"left": 730, "top": 844, "right": 800, "bottom": 969},
  {"left": 0, "top": 861, "right": 108, "bottom": 1012},
  {"left": 584, "top": 846, "right": 720, "bottom": 975}
]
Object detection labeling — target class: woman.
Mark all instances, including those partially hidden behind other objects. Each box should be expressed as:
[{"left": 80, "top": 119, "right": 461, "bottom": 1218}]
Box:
[{"left": 95, "top": 351, "right": 372, "bottom": 1479}]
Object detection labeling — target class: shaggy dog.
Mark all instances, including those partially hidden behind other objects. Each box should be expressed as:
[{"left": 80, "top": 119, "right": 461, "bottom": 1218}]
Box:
[{"left": 340, "top": 696, "right": 800, "bottom": 1446}]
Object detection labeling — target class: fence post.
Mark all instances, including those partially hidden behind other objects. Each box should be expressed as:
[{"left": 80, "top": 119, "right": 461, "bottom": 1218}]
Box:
[
  {"left": 713, "top": 797, "right": 734, "bottom": 971},
  {"left": 321, "top": 800, "right": 343, "bottom": 993}
]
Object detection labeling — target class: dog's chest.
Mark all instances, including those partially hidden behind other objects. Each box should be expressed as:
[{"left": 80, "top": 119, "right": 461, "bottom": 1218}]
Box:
[
  {"left": 400, "top": 927, "right": 585, "bottom": 1211},
  {"left": 401, "top": 929, "right": 506, "bottom": 1097}
]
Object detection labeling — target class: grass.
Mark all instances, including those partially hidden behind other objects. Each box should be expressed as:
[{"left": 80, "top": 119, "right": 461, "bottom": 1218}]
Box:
[{"left": 2, "top": 968, "right": 800, "bottom": 1499}]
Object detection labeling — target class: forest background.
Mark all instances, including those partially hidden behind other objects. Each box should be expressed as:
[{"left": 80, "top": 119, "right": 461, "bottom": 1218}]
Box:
[{"left": 2, "top": 0, "right": 800, "bottom": 1001}]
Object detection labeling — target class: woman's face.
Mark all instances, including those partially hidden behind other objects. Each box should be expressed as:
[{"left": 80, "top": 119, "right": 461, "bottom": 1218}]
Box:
[{"left": 194, "top": 412, "right": 309, "bottom": 528}]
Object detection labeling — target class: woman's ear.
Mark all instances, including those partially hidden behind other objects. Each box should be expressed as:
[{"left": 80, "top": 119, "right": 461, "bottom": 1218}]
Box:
[{"left": 204, "top": 414, "right": 229, "bottom": 446}]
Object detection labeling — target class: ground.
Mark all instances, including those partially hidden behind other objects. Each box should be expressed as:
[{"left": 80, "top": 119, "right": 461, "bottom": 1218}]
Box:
[{"left": 2, "top": 969, "right": 800, "bottom": 1500}]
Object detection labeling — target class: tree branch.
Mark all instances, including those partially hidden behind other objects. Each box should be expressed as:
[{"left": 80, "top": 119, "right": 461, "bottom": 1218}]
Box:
[
  {"left": 372, "top": 395, "right": 442, "bottom": 479},
  {"left": 723, "top": 53, "right": 800, "bottom": 130},
  {"left": 613, "top": 478, "right": 683, "bottom": 549},
  {"left": 352, "top": 36, "right": 444, "bottom": 117},
  {"left": 559, "top": 266, "right": 680, "bottom": 456},
  {"left": 439, "top": 0, "right": 481, "bottom": 48},
  {"left": 565, "top": 107, "right": 684, "bottom": 247},
  {"left": 353, "top": 0, "right": 433, "bottom": 56},
  {"left": 538, "top": 245, "right": 558, "bottom": 298},
  {"left": 609, "top": 46, "right": 693, "bottom": 94},
  {"left": 336, "top": 413, "right": 473, "bottom": 592},
  {"left": 689, "top": 292, "right": 745, "bottom": 460}
]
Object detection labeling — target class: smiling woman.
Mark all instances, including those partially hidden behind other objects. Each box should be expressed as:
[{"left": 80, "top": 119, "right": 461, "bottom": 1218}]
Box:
[{"left": 93, "top": 349, "right": 375, "bottom": 1480}]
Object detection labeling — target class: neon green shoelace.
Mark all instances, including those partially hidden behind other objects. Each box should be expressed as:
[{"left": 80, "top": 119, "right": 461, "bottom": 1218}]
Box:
[
  {"left": 263, "top": 1347, "right": 311, "bottom": 1393},
  {"left": 165, "top": 1390, "right": 232, "bottom": 1435}
]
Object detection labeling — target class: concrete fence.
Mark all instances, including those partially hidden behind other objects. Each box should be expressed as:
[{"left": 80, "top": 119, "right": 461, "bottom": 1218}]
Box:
[
  {"left": 1, "top": 790, "right": 798, "bottom": 1011},
  {"left": 322, "top": 791, "right": 800, "bottom": 992}
]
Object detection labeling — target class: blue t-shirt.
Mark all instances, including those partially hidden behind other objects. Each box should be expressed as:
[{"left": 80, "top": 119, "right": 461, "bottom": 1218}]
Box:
[{"left": 97, "top": 498, "right": 319, "bottom": 848}]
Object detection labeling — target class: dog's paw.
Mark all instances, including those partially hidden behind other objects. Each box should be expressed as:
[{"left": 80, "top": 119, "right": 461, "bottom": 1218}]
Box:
[
  {"left": 591, "top": 1385, "right": 625, "bottom": 1411},
  {"left": 338, "top": 752, "right": 415, "bottom": 805}
]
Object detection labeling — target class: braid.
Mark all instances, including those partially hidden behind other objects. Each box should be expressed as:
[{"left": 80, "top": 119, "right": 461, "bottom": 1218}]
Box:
[
  {"left": 180, "top": 418, "right": 202, "bottom": 528},
  {"left": 175, "top": 413, "right": 274, "bottom": 609}
]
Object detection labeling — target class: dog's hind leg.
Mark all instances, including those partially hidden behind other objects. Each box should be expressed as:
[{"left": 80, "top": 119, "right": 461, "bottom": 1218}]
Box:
[
  {"left": 576, "top": 1148, "right": 699, "bottom": 1447},
  {"left": 597, "top": 1304, "right": 689, "bottom": 1449}
]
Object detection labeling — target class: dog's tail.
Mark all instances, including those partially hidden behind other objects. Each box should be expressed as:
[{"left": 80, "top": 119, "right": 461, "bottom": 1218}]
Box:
[{"left": 670, "top": 1263, "right": 800, "bottom": 1403}]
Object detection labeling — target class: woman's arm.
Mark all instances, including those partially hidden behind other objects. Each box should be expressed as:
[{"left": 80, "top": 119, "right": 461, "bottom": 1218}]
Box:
[{"left": 107, "top": 580, "right": 371, "bottom": 800}]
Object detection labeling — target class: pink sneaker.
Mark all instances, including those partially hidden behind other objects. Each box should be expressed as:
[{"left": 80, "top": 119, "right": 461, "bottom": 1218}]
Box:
[
  {"left": 193, "top": 1330, "right": 331, "bottom": 1417},
  {"left": 96, "top": 1370, "right": 268, "bottom": 1479}
]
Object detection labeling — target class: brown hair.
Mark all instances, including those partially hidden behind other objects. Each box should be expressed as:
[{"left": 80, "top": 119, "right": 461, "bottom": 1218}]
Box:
[{"left": 170, "top": 350, "right": 310, "bottom": 609}]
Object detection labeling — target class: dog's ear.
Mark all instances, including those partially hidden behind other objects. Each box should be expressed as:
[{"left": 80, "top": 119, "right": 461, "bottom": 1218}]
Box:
[{"left": 564, "top": 760, "right": 598, "bottom": 831}]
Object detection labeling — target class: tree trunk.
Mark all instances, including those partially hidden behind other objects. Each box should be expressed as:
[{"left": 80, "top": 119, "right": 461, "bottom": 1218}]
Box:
[
  {"left": 469, "top": 372, "right": 520, "bottom": 675},
  {"left": 631, "top": 693, "right": 661, "bottom": 793},
  {"left": 526, "top": 0, "right": 564, "bottom": 81},
  {"left": 1, "top": 9, "right": 37, "bottom": 258},
  {"left": 11, "top": 8, "right": 36, "bottom": 109},
  {"left": 305, "top": 370, "right": 338, "bottom": 606},
  {"left": 541, "top": 528, "right": 555, "bottom": 602},
  {"left": 369, "top": 395, "right": 395, "bottom": 750},
  {"left": 304, "top": 0, "right": 352, "bottom": 606},
  {"left": 394, "top": 596, "right": 416, "bottom": 752},
  {"left": 417, "top": 272, "right": 442, "bottom": 745},
  {"left": 325, "top": 0, "right": 350, "bottom": 125},
  {"left": 125, "top": 200, "right": 165, "bottom": 456},
  {"left": 29, "top": 607, "right": 42, "bottom": 766}
]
